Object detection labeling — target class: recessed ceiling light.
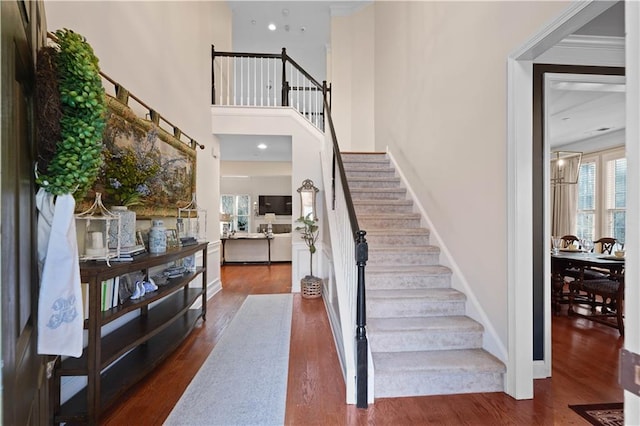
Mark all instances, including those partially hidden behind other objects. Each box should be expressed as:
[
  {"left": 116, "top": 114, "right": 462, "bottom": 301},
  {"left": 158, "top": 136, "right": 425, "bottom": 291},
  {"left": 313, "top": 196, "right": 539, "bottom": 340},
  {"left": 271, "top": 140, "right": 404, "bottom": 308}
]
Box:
[
  {"left": 257, "top": 143, "right": 267, "bottom": 150},
  {"left": 268, "top": 23, "right": 276, "bottom": 31}
]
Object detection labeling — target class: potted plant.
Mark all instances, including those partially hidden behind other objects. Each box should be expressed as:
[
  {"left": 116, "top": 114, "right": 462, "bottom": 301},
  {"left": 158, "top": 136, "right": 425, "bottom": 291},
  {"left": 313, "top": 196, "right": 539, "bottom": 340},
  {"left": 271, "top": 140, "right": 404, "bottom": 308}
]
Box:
[{"left": 295, "top": 213, "right": 321, "bottom": 299}]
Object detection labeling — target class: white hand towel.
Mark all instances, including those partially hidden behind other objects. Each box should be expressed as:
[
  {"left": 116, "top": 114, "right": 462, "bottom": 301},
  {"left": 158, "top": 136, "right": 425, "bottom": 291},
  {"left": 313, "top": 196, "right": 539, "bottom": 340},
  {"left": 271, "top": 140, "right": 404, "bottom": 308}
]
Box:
[{"left": 36, "top": 188, "right": 83, "bottom": 357}]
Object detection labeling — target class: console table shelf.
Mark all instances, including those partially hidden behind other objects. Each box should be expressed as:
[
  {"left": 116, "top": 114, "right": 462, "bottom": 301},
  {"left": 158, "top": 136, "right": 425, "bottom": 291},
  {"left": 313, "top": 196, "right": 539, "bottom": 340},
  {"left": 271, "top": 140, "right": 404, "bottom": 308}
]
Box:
[{"left": 52, "top": 243, "right": 208, "bottom": 425}]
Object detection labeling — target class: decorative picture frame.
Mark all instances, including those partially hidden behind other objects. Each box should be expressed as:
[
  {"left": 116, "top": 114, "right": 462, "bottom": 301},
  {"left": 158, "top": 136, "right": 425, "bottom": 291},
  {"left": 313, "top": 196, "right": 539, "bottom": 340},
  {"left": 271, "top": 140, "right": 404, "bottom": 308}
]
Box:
[
  {"left": 136, "top": 231, "right": 146, "bottom": 247},
  {"left": 77, "top": 93, "right": 198, "bottom": 217},
  {"left": 165, "top": 228, "right": 179, "bottom": 248}
]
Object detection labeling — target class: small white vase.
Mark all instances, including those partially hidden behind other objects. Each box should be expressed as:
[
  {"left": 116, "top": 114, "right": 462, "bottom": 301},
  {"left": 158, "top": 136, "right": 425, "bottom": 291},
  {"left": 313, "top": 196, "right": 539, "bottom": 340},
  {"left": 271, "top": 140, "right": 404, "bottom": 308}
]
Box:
[
  {"left": 109, "top": 206, "right": 137, "bottom": 249},
  {"left": 148, "top": 219, "right": 167, "bottom": 254}
]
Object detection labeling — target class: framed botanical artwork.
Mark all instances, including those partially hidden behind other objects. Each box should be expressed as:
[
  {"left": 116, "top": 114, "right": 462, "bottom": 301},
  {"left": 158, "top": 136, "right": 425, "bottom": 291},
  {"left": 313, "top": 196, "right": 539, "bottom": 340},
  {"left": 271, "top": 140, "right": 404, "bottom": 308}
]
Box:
[{"left": 77, "top": 92, "right": 198, "bottom": 217}]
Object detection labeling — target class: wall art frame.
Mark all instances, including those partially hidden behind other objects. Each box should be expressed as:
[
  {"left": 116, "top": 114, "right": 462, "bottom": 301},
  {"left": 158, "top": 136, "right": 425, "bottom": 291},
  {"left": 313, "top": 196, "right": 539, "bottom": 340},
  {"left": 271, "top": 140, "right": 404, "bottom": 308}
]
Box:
[{"left": 77, "top": 90, "right": 198, "bottom": 218}]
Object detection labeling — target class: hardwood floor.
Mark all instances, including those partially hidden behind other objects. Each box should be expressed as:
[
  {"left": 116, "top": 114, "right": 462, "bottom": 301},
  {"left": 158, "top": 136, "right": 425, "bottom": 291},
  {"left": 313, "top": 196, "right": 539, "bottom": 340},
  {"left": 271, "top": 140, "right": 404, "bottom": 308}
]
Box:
[{"left": 100, "top": 263, "right": 623, "bottom": 425}]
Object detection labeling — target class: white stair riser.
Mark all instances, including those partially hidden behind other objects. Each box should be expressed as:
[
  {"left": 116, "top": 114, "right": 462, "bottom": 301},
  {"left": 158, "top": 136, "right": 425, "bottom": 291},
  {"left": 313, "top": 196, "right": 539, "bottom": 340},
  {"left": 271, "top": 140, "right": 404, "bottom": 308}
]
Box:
[
  {"left": 367, "top": 300, "right": 465, "bottom": 318},
  {"left": 367, "top": 274, "right": 451, "bottom": 290},
  {"left": 374, "top": 371, "right": 504, "bottom": 398},
  {"left": 369, "top": 330, "right": 483, "bottom": 352}
]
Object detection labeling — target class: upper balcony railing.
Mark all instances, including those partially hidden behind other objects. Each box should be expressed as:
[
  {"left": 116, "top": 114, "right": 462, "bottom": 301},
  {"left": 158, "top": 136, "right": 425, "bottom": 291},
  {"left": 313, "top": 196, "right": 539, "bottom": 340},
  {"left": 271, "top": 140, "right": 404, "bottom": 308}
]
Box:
[{"left": 211, "top": 46, "right": 329, "bottom": 131}]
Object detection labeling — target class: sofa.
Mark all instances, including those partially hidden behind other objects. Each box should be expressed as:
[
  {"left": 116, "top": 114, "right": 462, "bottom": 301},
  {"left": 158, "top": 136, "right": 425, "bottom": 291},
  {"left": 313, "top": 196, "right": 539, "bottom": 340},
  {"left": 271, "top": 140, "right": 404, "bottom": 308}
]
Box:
[{"left": 223, "top": 232, "right": 292, "bottom": 263}]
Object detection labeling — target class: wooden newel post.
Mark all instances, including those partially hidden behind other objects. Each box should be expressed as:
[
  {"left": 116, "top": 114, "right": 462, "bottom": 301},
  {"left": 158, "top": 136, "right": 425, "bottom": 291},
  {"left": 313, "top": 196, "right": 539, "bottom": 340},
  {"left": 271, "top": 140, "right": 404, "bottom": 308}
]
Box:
[{"left": 355, "top": 229, "right": 368, "bottom": 408}]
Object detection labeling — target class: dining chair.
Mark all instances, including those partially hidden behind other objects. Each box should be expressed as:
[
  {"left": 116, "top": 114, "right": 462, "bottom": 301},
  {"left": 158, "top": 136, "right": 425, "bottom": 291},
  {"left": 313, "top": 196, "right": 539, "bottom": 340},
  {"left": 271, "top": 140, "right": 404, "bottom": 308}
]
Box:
[
  {"left": 561, "top": 235, "right": 580, "bottom": 249},
  {"left": 594, "top": 237, "right": 617, "bottom": 254},
  {"left": 570, "top": 272, "right": 624, "bottom": 335},
  {"left": 561, "top": 236, "right": 608, "bottom": 281},
  {"left": 556, "top": 236, "right": 611, "bottom": 315},
  {"left": 552, "top": 235, "right": 584, "bottom": 312}
]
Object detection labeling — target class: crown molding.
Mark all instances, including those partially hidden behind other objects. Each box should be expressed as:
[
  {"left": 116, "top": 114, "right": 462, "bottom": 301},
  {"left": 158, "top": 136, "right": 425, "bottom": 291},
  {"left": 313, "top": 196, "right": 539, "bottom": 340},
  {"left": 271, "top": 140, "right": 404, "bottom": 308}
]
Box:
[{"left": 536, "top": 34, "right": 625, "bottom": 67}]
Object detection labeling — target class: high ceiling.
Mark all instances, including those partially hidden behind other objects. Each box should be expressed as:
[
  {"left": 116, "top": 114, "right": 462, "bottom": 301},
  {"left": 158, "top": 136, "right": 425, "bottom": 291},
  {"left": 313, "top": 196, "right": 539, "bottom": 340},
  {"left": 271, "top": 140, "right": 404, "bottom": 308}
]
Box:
[{"left": 219, "top": 1, "right": 625, "bottom": 161}]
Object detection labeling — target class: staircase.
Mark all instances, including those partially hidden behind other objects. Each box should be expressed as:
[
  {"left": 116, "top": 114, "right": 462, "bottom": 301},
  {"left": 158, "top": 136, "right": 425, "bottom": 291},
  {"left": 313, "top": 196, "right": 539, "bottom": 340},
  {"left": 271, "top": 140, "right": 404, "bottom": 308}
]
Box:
[{"left": 342, "top": 152, "right": 505, "bottom": 399}]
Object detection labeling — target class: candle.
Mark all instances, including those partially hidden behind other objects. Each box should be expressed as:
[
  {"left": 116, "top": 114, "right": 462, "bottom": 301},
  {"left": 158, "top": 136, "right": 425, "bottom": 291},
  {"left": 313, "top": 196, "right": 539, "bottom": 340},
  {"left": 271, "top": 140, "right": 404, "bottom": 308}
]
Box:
[{"left": 90, "top": 231, "right": 104, "bottom": 249}]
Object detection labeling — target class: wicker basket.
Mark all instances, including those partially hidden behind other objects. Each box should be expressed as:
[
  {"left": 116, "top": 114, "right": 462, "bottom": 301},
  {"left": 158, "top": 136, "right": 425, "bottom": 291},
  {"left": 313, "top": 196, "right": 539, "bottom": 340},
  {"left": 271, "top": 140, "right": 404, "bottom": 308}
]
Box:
[{"left": 301, "top": 275, "right": 322, "bottom": 299}]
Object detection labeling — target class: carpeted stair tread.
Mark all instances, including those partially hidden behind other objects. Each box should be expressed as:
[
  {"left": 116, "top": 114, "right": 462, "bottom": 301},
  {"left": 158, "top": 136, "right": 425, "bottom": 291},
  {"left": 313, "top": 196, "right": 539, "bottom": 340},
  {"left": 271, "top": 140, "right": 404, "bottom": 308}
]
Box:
[
  {"left": 368, "top": 288, "right": 465, "bottom": 301},
  {"left": 358, "top": 213, "right": 422, "bottom": 220},
  {"left": 368, "top": 245, "right": 439, "bottom": 253},
  {"left": 342, "top": 151, "right": 505, "bottom": 398},
  {"left": 342, "top": 153, "right": 388, "bottom": 163},
  {"left": 368, "top": 316, "right": 483, "bottom": 333},
  {"left": 373, "top": 349, "right": 505, "bottom": 374},
  {"left": 348, "top": 176, "right": 400, "bottom": 183},
  {"left": 365, "top": 227, "right": 429, "bottom": 236},
  {"left": 353, "top": 199, "right": 413, "bottom": 206},
  {"left": 350, "top": 187, "right": 406, "bottom": 194},
  {"left": 366, "top": 264, "right": 450, "bottom": 275},
  {"left": 354, "top": 199, "right": 412, "bottom": 204}
]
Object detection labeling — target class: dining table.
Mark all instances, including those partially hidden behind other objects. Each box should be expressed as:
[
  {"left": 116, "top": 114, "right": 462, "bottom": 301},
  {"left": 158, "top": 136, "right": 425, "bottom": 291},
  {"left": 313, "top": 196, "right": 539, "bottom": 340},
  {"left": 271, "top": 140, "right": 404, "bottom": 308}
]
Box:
[
  {"left": 551, "top": 250, "right": 625, "bottom": 313},
  {"left": 551, "top": 250, "right": 625, "bottom": 331}
]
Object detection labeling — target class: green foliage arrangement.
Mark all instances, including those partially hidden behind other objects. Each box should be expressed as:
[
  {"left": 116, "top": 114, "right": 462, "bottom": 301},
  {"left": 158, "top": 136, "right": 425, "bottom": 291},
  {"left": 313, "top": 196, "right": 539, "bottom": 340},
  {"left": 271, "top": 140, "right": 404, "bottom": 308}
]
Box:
[
  {"left": 102, "top": 143, "right": 160, "bottom": 207},
  {"left": 295, "top": 213, "right": 319, "bottom": 277},
  {"left": 36, "top": 29, "right": 106, "bottom": 196}
]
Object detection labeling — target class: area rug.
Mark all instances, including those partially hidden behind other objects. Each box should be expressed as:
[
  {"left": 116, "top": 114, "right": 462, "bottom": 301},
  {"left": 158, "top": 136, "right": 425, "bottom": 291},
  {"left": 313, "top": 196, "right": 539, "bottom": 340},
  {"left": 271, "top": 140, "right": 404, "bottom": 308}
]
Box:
[
  {"left": 568, "top": 402, "right": 623, "bottom": 426},
  {"left": 164, "top": 294, "right": 293, "bottom": 426}
]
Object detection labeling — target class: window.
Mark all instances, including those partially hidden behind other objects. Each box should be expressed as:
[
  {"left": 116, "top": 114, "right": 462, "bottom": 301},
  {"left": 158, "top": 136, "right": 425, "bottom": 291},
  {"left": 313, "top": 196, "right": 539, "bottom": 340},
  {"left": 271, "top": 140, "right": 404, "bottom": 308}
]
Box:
[
  {"left": 606, "top": 157, "right": 626, "bottom": 243},
  {"left": 575, "top": 148, "right": 626, "bottom": 243},
  {"left": 221, "top": 194, "right": 250, "bottom": 232},
  {"left": 576, "top": 161, "right": 596, "bottom": 240}
]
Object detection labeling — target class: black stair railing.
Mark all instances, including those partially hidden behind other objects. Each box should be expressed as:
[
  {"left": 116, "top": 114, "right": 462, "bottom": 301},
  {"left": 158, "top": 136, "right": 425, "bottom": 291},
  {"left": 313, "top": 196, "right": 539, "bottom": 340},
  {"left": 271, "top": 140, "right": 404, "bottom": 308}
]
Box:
[
  {"left": 322, "top": 92, "right": 369, "bottom": 408},
  {"left": 212, "top": 46, "right": 368, "bottom": 408},
  {"left": 211, "top": 46, "right": 329, "bottom": 130}
]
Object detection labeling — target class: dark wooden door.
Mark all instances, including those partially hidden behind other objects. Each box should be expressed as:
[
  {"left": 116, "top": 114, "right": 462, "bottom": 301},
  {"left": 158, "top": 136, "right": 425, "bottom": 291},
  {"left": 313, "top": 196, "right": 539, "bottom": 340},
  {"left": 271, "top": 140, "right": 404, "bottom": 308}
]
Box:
[{"left": 1, "top": 1, "right": 49, "bottom": 424}]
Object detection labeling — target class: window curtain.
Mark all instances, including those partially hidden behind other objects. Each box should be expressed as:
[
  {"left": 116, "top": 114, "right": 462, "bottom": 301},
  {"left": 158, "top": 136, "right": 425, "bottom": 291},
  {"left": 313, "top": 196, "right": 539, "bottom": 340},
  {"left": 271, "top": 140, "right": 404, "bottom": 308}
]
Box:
[{"left": 551, "top": 156, "right": 580, "bottom": 236}]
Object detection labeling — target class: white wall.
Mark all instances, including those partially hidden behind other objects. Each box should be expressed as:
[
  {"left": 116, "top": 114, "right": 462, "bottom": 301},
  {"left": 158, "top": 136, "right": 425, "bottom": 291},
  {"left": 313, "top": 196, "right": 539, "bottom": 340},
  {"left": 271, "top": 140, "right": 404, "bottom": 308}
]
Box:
[
  {"left": 331, "top": 1, "right": 568, "bottom": 355},
  {"left": 371, "top": 1, "right": 569, "bottom": 350},
  {"left": 221, "top": 161, "right": 291, "bottom": 176},
  {"left": 45, "top": 0, "right": 232, "bottom": 275},
  {"left": 330, "top": 4, "right": 375, "bottom": 152}
]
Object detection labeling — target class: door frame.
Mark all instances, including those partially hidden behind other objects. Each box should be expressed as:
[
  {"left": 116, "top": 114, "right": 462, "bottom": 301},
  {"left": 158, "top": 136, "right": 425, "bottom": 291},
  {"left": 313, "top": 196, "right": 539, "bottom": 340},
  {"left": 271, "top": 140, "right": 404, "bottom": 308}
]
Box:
[
  {"left": 536, "top": 67, "right": 625, "bottom": 378},
  {"left": 506, "top": 0, "right": 632, "bottom": 400}
]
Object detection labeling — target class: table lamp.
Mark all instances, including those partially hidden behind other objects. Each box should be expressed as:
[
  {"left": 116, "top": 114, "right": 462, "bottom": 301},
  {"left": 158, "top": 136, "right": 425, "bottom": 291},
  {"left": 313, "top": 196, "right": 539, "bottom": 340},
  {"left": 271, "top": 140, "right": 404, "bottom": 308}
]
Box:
[{"left": 264, "top": 213, "right": 276, "bottom": 237}]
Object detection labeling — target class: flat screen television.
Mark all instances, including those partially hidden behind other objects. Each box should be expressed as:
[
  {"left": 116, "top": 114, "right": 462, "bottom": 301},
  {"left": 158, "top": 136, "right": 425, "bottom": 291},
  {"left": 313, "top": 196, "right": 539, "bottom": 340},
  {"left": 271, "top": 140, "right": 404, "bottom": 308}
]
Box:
[{"left": 258, "top": 195, "right": 292, "bottom": 216}]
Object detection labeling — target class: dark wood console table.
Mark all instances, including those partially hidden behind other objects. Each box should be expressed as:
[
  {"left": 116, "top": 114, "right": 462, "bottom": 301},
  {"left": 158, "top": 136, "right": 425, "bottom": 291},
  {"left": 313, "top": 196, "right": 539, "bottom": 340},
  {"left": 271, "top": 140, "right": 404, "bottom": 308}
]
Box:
[{"left": 52, "top": 242, "right": 208, "bottom": 425}]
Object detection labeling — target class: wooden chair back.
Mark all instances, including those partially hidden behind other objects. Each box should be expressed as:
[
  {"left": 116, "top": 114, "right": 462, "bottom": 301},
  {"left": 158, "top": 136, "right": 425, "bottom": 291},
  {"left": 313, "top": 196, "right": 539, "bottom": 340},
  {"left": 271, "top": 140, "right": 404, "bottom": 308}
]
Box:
[
  {"left": 561, "top": 235, "right": 580, "bottom": 249},
  {"left": 594, "top": 237, "right": 616, "bottom": 254}
]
